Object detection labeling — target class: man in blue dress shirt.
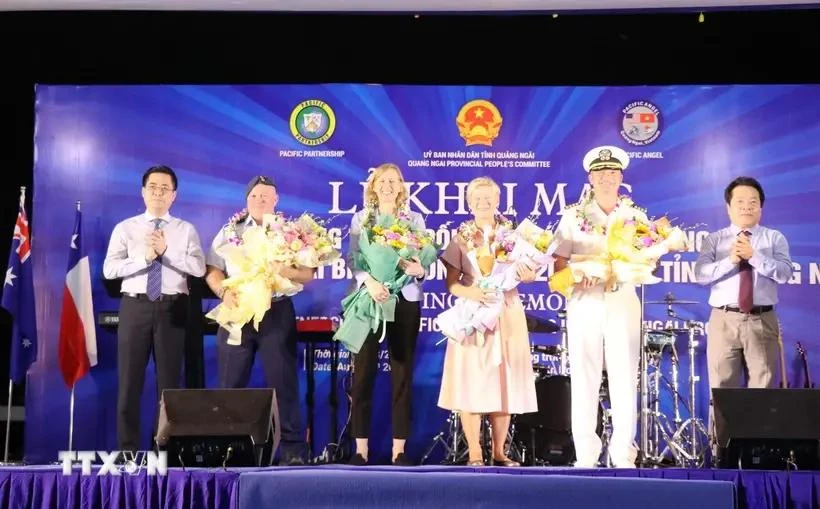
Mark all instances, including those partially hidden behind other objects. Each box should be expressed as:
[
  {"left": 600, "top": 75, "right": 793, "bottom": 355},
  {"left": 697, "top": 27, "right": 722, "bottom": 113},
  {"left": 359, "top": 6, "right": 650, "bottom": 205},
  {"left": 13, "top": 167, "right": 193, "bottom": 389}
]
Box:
[
  {"left": 694, "top": 176, "right": 793, "bottom": 389},
  {"left": 103, "top": 165, "right": 207, "bottom": 452}
]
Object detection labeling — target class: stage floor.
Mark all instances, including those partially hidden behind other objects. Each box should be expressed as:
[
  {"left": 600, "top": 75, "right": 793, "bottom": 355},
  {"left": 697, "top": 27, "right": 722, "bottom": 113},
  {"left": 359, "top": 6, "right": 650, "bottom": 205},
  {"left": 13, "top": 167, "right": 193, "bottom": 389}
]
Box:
[
  {"left": 1, "top": 463, "right": 817, "bottom": 509},
  {"left": 239, "top": 465, "right": 737, "bottom": 509}
]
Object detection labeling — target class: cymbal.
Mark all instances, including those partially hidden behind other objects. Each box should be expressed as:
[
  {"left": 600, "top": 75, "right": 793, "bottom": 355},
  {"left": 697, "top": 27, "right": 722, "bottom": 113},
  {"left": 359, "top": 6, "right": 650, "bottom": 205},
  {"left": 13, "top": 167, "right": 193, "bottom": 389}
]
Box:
[
  {"left": 645, "top": 293, "right": 700, "bottom": 305},
  {"left": 644, "top": 299, "right": 700, "bottom": 304}
]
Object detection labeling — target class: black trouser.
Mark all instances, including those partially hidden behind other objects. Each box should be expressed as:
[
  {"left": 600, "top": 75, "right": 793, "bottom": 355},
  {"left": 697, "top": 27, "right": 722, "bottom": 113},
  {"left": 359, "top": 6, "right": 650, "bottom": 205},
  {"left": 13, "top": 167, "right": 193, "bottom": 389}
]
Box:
[
  {"left": 350, "top": 295, "right": 421, "bottom": 440},
  {"left": 117, "top": 294, "right": 187, "bottom": 452},
  {"left": 216, "top": 297, "right": 304, "bottom": 454}
]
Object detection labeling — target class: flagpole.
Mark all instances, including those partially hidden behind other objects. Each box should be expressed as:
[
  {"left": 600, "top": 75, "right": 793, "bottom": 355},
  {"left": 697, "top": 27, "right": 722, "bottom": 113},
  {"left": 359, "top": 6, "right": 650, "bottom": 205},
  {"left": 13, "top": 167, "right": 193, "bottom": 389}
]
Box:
[
  {"left": 66, "top": 200, "right": 81, "bottom": 454},
  {"left": 3, "top": 380, "right": 12, "bottom": 463},
  {"left": 68, "top": 385, "right": 76, "bottom": 453},
  {"left": 2, "top": 186, "right": 26, "bottom": 464}
]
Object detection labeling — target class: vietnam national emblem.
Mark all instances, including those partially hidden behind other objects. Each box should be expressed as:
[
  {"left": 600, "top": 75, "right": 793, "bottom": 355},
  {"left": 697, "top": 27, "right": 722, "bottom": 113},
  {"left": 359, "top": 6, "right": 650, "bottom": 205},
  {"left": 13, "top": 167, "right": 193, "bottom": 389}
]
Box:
[{"left": 456, "top": 99, "right": 503, "bottom": 147}]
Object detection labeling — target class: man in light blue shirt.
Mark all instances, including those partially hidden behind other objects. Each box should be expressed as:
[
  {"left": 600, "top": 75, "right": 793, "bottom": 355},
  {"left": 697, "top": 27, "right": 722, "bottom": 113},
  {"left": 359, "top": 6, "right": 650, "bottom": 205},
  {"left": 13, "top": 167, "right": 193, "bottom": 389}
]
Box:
[
  {"left": 695, "top": 176, "right": 792, "bottom": 389},
  {"left": 103, "top": 165, "right": 206, "bottom": 453}
]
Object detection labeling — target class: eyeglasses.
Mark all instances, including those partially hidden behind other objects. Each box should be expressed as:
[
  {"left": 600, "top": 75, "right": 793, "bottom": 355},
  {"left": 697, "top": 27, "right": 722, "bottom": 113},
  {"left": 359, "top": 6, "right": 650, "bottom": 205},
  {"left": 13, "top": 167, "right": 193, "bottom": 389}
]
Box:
[{"left": 146, "top": 184, "right": 173, "bottom": 195}]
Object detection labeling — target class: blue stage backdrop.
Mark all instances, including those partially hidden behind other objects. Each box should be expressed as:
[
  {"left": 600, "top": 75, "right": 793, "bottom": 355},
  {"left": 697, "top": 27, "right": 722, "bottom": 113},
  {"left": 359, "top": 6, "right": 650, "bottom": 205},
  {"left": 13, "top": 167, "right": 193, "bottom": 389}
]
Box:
[{"left": 23, "top": 84, "right": 819, "bottom": 464}]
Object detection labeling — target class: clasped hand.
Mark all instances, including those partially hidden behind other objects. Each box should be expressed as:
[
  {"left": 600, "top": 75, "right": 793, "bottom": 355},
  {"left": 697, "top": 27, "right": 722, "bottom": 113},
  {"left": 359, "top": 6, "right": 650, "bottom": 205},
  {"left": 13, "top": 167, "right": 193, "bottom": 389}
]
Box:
[
  {"left": 466, "top": 285, "right": 500, "bottom": 305},
  {"left": 278, "top": 264, "right": 301, "bottom": 281},
  {"left": 145, "top": 230, "right": 167, "bottom": 261},
  {"left": 577, "top": 276, "right": 600, "bottom": 289},
  {"left": 221, "top": 289, "right": 238, "bottom": 308},
  {"left": 515, "top": 262, "right": 536, "bottom": 283},
  {"left": 364, "top": 256, "right": 425, "bottom": 305},
  {"left": 466, "top": 261, "right": 535, "bottom": 304},
  {"left": 398, "top": 256, "right": 425, "bottom": 278},
  {"left": 365, "top": 277, "right": 390, "bottom": 303},
  {"left": 730, "top": 235, "right": 754, "bottom": 264}
]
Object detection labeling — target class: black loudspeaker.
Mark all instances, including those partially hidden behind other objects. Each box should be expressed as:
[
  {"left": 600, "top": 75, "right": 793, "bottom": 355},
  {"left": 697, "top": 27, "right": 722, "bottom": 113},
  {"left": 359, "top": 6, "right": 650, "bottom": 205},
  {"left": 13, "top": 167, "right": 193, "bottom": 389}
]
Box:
[
  {"left": 712, "top": 388, "right": 820, "bottom": 470},
  {"left": 155, "top": 388, "right": 280, "bottom": 468},
  {"left": 517, "top": 375, "right": 572, "bottom": 431},
  {"left": 514, "top": 375, "right": 604, "bottom": 466}
]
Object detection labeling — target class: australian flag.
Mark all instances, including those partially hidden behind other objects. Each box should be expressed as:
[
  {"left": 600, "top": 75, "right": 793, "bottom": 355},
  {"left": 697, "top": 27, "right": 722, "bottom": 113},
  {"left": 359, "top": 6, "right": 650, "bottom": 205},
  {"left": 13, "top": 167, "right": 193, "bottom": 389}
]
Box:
[{"left": 1, "top": 190, "right": 38, "bottom": 383}]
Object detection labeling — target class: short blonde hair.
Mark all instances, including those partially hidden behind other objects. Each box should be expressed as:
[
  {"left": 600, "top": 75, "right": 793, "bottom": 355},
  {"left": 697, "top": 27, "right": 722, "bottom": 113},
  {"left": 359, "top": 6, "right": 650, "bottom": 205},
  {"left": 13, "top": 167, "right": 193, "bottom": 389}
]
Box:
[
  {"left": 363, "top": 163, "right": 409, "bottom": 209},
  {"left": 466, "top": 176, "right": 501, "bottom": 203}
]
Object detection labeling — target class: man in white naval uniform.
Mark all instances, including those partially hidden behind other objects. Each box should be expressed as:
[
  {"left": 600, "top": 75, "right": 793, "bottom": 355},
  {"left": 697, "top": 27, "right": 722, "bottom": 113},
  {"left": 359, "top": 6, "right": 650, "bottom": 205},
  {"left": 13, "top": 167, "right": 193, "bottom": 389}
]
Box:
[{"left": 549, "top": 146, "right": 647, "bottom": 468}]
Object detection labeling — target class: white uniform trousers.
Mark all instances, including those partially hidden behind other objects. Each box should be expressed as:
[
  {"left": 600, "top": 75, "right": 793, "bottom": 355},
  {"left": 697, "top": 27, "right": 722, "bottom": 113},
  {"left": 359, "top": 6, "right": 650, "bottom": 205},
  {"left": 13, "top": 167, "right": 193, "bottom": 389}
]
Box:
[{"left": 566, "top": 285, "right": 641, "bottom": 467}]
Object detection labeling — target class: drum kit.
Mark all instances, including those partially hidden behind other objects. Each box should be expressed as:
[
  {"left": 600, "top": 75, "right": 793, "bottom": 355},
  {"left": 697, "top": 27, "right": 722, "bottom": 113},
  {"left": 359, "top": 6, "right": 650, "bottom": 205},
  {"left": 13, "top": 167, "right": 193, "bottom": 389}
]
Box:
[
  {"left": 421, "top": 292, "right": 714, "bottom": 469},
  {"left": 639, "top": 292, "right": 711, "bottom": 468}
]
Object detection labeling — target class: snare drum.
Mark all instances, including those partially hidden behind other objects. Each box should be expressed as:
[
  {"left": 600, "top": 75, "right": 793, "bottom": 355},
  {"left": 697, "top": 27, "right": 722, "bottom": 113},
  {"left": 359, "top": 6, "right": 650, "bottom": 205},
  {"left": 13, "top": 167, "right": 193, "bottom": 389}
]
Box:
[{"left": 531, "top": 344, "right": 562, "bottom": 377}]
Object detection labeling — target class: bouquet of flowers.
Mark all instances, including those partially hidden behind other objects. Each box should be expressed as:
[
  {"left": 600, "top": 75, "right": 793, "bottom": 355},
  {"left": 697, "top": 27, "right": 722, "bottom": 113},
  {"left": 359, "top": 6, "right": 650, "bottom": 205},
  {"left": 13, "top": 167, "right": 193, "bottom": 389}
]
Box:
[
  {"left": 333, "top": 210, "right": 440, "bottom": 354},
  {"left": 548, "top": 202, "right": 688, "bottom": 298},
  {"left": 435, "top": 216, "right": 554, "bottom": 352},
  {"left": 206, "top": 210, "right": 340, "bottom": 345},
  {"left": 607, "top": 215, "right": 688, "bottom": 285}
]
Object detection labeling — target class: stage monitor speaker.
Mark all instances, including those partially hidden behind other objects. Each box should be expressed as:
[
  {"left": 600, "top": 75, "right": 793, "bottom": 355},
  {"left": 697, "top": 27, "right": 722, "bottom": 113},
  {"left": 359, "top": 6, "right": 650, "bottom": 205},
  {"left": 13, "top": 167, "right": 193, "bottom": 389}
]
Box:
[
  {"left": 513, "top": 375, "right": 604, "bottom": 466},
  {"left": 712, "top": 388, "right": 820, "bottom": 470},
  {"left": 155, "top": 388, "right": 280, "bottom": 468}
]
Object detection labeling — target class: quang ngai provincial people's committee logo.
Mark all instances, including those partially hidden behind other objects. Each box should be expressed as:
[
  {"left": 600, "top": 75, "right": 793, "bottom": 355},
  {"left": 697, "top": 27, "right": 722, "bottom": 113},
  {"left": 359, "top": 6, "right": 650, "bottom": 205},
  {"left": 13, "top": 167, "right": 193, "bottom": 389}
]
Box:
[
  {"left": 619, "top": 100, "right": 662, "bottom": 146},
  {"left": 456, "top": 99, "right": 503, "bottom": 147},
  {"left": 289, "top": 99, "right": 336, "bottom": 146}
]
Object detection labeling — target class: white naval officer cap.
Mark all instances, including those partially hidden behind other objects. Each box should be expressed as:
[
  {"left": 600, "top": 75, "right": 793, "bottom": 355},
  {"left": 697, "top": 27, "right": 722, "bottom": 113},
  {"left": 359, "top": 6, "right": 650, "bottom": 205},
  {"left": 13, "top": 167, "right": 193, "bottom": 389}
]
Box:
[{"left": 582, "top": 145, "right": 630, "bottom": 173}]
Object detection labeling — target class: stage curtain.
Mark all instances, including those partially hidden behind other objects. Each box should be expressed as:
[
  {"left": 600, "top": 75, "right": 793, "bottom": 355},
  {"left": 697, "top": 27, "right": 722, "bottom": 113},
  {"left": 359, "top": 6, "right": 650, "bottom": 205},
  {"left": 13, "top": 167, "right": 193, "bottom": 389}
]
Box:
[{"left": 0, "top": 466, "right": 239, "bottom": 509}]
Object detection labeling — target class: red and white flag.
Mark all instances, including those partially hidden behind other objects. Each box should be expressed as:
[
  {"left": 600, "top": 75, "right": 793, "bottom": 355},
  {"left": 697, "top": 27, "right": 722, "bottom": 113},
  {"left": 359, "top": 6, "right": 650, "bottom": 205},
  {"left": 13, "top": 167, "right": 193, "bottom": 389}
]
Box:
[{"left": 58, "top": 204, "right": 97, "bottom": 387}]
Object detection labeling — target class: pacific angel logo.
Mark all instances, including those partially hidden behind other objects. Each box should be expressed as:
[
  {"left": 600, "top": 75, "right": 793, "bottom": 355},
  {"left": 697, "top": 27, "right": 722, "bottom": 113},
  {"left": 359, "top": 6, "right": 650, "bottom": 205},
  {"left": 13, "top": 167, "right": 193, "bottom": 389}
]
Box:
[
  {"left": 456, "top": 99, "right": 503, "bottom": 147},
  {"left": 620, "top": 100, "right": 662, "bottom": 146}
]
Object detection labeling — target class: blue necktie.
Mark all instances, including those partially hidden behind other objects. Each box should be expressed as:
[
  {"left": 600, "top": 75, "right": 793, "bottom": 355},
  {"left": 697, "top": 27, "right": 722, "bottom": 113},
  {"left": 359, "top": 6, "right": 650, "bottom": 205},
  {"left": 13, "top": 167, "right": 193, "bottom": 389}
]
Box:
[{"left": 146, "top": 219, "right": 163, "bottom": 301}]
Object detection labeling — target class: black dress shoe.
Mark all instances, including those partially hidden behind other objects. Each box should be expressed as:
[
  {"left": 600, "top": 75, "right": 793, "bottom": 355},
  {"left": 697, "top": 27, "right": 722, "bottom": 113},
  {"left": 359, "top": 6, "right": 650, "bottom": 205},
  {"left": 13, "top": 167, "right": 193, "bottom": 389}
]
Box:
[
  {"left": 348, "top": 453, "right": 367, "bottom": 466},
  {"left": 284, "top": 456, "right": 306, "bottom": 466},
  {"left": 392, "top": 453, "right": 413, "bottom": 466},
  {"left": 280, "top": 441, "right": 307, "bottom": 466}
]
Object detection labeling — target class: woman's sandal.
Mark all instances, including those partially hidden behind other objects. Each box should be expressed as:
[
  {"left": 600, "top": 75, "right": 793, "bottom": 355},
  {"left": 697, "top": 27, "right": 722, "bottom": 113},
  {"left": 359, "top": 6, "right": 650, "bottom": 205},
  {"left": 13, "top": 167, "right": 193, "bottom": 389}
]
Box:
[{"left": 492, "top": 457, "right": 521, "bottom": 467}]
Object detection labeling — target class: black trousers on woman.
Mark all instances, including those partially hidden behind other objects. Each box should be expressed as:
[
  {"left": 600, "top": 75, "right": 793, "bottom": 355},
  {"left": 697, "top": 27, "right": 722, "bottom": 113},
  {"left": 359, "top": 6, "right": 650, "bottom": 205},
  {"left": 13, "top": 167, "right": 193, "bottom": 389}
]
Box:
[{"left": 350, "top": 295, "right": 421, "bottom": 440}]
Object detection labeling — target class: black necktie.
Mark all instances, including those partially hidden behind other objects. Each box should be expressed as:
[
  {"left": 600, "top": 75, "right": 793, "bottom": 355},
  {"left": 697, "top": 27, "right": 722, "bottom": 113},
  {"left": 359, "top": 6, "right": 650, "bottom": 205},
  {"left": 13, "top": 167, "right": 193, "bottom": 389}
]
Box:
[{"left": 738, "top": 230, "right": 753, "bottom": 312}]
